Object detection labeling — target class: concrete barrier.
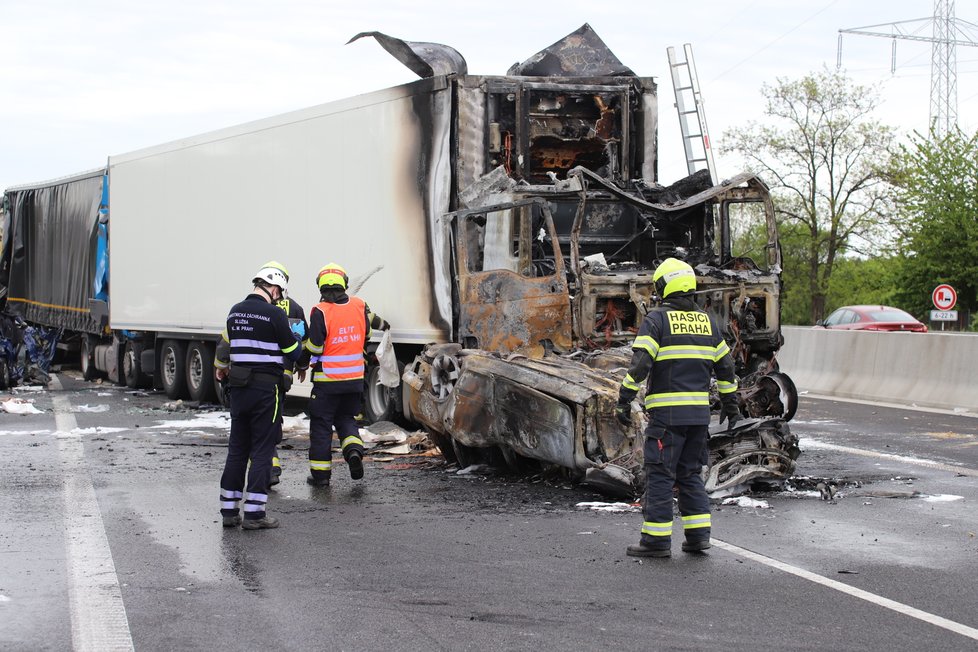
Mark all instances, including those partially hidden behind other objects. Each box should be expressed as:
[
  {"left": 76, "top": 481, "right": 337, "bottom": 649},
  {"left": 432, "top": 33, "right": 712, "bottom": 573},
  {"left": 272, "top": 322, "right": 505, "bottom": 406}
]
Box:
[{"left": 777, "top": 326, "right": 978, "bottom": 412}]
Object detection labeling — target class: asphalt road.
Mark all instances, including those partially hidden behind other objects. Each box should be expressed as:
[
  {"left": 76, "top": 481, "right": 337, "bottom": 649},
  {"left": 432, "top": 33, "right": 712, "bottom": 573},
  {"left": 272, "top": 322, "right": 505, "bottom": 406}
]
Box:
[{"left": 1, "top": 372, "right": 976, "bottom": 651}]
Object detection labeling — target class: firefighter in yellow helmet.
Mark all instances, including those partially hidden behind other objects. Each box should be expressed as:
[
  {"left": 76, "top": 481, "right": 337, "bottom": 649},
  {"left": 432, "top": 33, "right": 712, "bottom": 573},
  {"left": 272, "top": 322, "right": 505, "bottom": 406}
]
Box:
[
  {"left": 616, "top": 257, "right": 740, "bottom": 557},
  {"left": 301, "top": 263, "right": 389, "bottom": 486}
]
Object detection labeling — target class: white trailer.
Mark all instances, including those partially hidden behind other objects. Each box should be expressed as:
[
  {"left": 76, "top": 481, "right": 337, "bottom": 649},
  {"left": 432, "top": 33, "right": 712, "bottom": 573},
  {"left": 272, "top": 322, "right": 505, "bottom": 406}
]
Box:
[{"left": 106, "top": 76, "right": 456, "bottom": 416}]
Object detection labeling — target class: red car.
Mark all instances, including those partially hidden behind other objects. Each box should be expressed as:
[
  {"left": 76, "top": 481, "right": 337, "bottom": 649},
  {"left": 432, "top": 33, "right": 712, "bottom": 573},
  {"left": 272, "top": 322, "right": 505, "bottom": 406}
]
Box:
[{"left": 816, "top": 305, "right": 928, "bottom": 332}]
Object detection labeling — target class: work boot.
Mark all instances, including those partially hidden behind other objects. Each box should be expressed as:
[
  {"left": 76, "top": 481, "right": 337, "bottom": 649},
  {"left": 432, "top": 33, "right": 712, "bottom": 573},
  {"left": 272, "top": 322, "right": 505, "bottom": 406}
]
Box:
[
  {"left": 626, "top": 541, "right": 671, "bottom": 558},
  {"left": 682, "top": 538, "right": 712, "bottom": 553},
  {"left": 222, "top": 514, "right": 242, "bottom": 528},
  {"left": 348, "top": 451, "right": 364, "bottom": 480},
  {"left": 306, "top": 473, "right": 331, "bottom": 487},
  {"left": 241, "top": 515, "right": 280, "bottom": 530},
  {"left": 270, "top": 465, "right": 282, "bottom": 487}
]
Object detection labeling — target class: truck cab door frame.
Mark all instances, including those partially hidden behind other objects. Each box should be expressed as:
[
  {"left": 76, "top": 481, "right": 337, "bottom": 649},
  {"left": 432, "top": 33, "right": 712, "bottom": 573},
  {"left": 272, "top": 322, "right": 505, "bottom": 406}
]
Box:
[{"left": 449, "top": 198, "right": 573, "bottom": 358}]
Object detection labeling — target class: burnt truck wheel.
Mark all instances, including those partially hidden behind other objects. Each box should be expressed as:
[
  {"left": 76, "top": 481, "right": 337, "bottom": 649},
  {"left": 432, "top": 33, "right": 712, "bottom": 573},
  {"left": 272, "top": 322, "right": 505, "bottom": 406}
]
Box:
[
  {"left": 123, "top": 340, "right": 151, "bottom": 388},
  {"left": 161, "top": 340, "right": 188, "bottom": 399},
  {"left": 186, "top": 341, "right": 217, "bottom": 403},
  {"left": 363, "top": 360, "right": 405, "bottom": 423},
  {"left": 80, "top": 335, "right": 98, "bottom": 381}
]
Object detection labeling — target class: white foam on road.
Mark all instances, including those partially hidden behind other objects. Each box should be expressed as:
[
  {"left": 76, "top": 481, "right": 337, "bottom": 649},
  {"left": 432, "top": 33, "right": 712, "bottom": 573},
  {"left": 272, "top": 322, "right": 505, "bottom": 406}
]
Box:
[
  {"left": 72, "top": 404, "right": 110, "bottom": 413},
  {"left": 50, "top": 375, "right": 134, "bottom": 652},
  {"left": 576, "top": 501, "right": 641, "bottom": 513},
  {"left": 0, "top": 398, "right": 44, "bottom": 414},
  {"left": 56, "top": 427, "right": 129, "bottom": 439},
  {"left": 922, "top": 494, "right": 964, "bottom": 503},
  {"left": 714, "top": 539, "right": 978, "bottom": 642},
  {"left": 149, "top": 412, "right": 231, "bottom": 430},
  {"left": 0, "top": 429, "right": 52, "bottom": 436},
  {"left": 721, "top": 496, "right": 771, "bottom": 509},
  {"left": 799, "top": 438, "right": 978, "bottom": 478}
]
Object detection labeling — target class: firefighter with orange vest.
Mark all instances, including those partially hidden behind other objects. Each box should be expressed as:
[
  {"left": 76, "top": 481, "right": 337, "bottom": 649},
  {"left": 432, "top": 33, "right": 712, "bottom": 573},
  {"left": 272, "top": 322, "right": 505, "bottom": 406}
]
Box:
[
  {"left": 616, "top": 258, "right": 740, "bottom": 557},
  {"left": 302, "top": 263, "right": 389, "bottom": 486}
]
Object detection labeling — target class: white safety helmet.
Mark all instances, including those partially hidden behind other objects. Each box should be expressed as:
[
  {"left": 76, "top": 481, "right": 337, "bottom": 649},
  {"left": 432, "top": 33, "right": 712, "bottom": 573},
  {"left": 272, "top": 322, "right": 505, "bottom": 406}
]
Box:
[{"left": 252, "top": 266, "right": 289, "bottom": 293}]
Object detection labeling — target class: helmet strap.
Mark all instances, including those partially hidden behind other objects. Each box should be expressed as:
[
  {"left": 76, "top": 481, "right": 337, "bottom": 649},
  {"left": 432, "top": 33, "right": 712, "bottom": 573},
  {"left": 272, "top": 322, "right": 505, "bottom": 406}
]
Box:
[{"left": 255, "top": 282, "right": 276, "bottom": 303}]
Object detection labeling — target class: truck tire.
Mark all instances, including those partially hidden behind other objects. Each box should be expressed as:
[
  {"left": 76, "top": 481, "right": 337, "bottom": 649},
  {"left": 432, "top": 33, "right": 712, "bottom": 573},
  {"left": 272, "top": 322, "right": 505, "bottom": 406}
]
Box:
[
  {"left": 161, "top": 340, "right": 188, "bottom": 399},
  {"left": 80, "top": 335, "right": 98, "bottom": 381},
  {"left": 186, "top": 342, "right": 217, "bottom": 403},
  {"left": 123, "top": 340, "right": 151, "bottom": 388},
  {"left": 363, "top": 360, "right": 404, "bottom": 424}
]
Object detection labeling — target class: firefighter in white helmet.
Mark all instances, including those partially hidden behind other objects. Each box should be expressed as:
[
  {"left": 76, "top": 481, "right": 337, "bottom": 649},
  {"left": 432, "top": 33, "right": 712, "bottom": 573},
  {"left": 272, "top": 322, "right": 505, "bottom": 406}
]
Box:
[{"left": 214, "top": 265, "right": 302, "bottom": 529}]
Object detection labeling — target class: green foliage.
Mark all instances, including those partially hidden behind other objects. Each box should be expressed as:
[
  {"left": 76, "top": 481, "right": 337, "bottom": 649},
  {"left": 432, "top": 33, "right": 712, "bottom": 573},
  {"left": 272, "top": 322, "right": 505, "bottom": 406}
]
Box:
[
  {"left": 889, "top": 129, "right": 978, "bottom": 330},
  {"left": 722, "top": 68, "right": 897, "bottom": 323}
]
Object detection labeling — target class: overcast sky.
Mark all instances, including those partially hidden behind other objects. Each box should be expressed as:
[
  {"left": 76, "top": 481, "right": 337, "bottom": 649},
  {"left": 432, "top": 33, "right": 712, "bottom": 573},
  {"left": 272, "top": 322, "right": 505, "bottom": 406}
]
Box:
[{"left": 2, "top": 0, "right": 977, "bottom": 192}]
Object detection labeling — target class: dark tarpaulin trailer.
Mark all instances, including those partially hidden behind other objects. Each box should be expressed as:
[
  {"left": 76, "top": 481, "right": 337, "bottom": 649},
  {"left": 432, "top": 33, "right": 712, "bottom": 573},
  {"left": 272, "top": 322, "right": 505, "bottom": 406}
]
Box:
[{"left": 1, "top": 169, "right": 105, "bottom": 334}]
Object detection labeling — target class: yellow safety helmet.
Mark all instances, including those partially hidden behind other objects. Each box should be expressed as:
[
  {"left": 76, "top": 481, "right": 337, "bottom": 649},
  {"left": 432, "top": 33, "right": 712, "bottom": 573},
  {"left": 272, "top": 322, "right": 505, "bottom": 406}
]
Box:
[
  {"left": 261, "top": 260, "right": 290, "bottom": 281},
  {"left": 316, "top": 262, "right": 349, "bottom": 290},
  {"left": 653, "top": 258, "right": 696, "bottom": 298}
]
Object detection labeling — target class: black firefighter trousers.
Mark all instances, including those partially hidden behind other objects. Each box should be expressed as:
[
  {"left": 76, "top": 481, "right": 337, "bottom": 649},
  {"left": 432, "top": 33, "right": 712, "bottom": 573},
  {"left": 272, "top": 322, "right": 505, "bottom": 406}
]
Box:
[
  {"left": 220, "top": 384, "right": 280, "bottom": 521},
  {"left": 308, "top": 389, "right": 364, "bottom": 482},
  {"left": 640, "top": 422, "right": 712, "bottom": 546}
]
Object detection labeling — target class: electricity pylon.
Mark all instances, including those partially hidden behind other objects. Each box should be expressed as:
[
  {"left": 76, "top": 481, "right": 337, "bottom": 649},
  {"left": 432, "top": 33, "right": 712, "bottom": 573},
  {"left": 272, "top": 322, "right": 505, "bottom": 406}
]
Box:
[{"left": 837, "top": 0, "right": 978, "bottom": 136}]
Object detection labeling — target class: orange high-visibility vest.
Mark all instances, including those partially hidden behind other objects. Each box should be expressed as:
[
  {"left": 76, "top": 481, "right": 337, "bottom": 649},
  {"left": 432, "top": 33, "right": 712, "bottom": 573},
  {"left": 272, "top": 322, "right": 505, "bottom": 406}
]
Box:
[{"left": 313, "top": 297, "right": 367, "bottom": 383}]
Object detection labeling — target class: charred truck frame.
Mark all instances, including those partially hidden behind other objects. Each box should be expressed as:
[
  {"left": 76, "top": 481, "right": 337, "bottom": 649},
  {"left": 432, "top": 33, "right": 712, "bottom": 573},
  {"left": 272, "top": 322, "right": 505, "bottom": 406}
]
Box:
[{"left": 381, "top": 25, "right": 800, "bottom": 495}]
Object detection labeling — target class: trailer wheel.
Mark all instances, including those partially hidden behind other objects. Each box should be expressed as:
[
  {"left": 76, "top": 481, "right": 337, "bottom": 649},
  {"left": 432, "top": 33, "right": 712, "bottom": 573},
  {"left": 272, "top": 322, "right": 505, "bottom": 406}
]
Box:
[
  {"left": 186, "top": 342, "right": 217, "bottom": 403},
  {"left": 80, "top": 335, "right": 98, "bottom": 381},
  {"left": 363, "top": 360, "right": 404, "bottom": 423},
  {"left": 161, "top": 340, "right": 188, "bottom": 399},
  {"left": 123, "top": 340, "right": 150, "bottom": 388}
]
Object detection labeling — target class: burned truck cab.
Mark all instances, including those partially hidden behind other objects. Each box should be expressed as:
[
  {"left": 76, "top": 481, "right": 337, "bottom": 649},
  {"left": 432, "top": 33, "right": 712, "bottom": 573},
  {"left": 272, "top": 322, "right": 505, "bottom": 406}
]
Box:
[{"left": 375, "top": 24, "right": 799, "bottom": 494}]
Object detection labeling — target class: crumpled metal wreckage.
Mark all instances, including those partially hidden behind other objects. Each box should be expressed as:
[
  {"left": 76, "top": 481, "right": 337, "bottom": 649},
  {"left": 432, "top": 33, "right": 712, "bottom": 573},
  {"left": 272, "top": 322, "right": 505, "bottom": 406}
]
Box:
[
  {"left": 0, "top": 314, "right": 59, "bottom": 389},
  {"left": 370, "top": 25, "right": 802, "bottom": 498}
]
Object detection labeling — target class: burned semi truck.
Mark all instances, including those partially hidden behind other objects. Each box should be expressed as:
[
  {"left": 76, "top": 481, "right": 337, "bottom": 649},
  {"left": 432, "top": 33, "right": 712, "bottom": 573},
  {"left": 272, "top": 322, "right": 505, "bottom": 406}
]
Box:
[
  {"left": 365, "top": 25, "right": 801, "bottom": 495},
  {"left": 0, "top": 25, "right": 798, "bottom": 494}
]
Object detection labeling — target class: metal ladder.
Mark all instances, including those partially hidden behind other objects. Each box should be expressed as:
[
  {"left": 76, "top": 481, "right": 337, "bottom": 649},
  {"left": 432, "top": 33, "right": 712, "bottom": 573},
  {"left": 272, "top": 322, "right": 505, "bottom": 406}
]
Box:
[{"left": 667, "top": 44, "right": 718, "bottom": 184}]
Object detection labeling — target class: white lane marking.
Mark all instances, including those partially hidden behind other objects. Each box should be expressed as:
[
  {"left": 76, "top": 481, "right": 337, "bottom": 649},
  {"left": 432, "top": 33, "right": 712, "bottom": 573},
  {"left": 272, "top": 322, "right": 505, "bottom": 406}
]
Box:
[
  {"left": 713, "top": 540, "right": 978, "bottom": 641},
  {"left": 800, "top": 438, "right": 978, "bottom": 478},
  {"left": 50, "top": 375, "right": 134, "bottom": 652},
  {"left": 801, "top": 393, "right": 978, "bottom": 419}
]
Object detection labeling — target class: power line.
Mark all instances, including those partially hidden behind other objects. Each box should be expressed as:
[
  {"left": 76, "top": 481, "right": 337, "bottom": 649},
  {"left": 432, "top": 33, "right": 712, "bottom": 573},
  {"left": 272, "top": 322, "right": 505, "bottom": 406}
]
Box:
[
  {"left": 838, "top": 1, "right": 978, "bottom": 136},
  {"left": 711, "top": 0, "right": 840, "bottom": 82}
]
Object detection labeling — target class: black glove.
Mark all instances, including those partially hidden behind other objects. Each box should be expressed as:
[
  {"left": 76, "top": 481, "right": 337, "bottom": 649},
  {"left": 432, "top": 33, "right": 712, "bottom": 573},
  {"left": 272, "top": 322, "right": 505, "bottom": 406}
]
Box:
[
  {"left": 721, "top": 401, "right": 741, "bottom": 430},
  {"left": 615, "top": 403, "right": 631, "bottom": 426}
]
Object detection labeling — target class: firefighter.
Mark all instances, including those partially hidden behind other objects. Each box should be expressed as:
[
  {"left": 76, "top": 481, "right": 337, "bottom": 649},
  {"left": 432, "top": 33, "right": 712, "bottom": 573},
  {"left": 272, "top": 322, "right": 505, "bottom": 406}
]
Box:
[
  {"left": 215, "top": 260, "right": 307, "bottom": 487},
  {"left": 302, "top": 263, "right": 389, "bottom": 487},
  {"left": 615, "top": 257, "right": 740, "bottom": 557},
  {"left": 214, "top": 265, "right": 302, "bottom": 529}
]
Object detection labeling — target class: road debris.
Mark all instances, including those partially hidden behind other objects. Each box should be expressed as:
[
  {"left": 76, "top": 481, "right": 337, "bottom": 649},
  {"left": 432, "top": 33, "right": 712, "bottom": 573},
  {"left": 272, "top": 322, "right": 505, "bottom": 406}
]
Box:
[
  {"left": 0, "top": 398, "right": 43, "bottom": 414},
  {"left": 575, "top": 501, "right": 641, "bottom": 513},
  {"left": 721, "top": 496, "right": 771, "bottom": 509}
]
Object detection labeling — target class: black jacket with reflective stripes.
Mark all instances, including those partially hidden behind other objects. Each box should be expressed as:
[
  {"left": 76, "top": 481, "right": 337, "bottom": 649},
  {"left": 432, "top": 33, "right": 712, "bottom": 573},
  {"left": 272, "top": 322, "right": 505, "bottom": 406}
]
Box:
[
  {"left": 221, "top": 294, "right": 302, "bottom": 378},
  {"left": 619, "top": 296, "right": 738, "bottom": 425}
]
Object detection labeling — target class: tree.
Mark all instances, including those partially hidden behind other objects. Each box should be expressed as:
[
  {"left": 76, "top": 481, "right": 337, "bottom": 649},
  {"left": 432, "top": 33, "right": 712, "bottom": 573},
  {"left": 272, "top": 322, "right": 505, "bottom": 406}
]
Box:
[
  {"left": 889, "top": 128, "right": 978, "bottom": 328},
  {"left": 723, "top": 68, "right": 897, "bottom": 323}
]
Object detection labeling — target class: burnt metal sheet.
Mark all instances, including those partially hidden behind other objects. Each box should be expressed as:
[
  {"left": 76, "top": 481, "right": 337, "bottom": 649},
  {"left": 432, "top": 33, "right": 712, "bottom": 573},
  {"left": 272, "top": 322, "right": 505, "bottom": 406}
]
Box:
[
  {"left": 347, "top": 31, "right": 467, "bottom": 78},
  {"left": 447, "top": 366, "right": 578, "bottom": 468},
  {"left": 452, "top": 199, "right": 573, "bottom": 357},
  {"left": 507, "top": 24, "right": 635, "bottom": 77}
]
